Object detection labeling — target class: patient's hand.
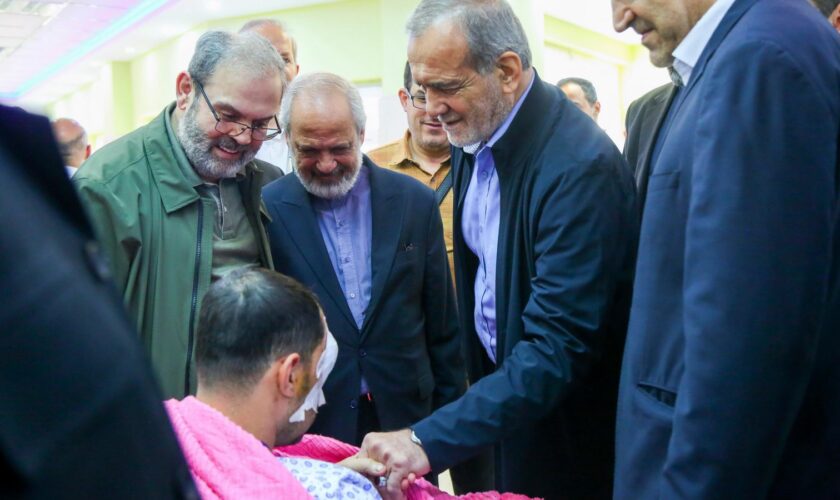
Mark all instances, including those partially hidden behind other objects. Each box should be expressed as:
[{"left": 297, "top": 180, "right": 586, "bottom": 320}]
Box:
[
  {"left": 338, "top": 455, "right": 386, "bottom": 477},
  {"left": 338, "top": 456, "right": 405, "bottom": 500}
]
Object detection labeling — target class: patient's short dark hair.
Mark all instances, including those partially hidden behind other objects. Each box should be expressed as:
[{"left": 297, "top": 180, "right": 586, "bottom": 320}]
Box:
[{"left": 195, "top": 268, "right": 324, "bottom": 390}]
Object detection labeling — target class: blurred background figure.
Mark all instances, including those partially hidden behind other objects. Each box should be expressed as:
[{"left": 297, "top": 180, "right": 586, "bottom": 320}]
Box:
[
  {"left": 556, "top": 77, "right": 601, "bottom": 123},
  {"left": 51, "top": 117, "right": 90, "bottom": 177},
  {"left": 240, "top": 19, "right": 300, "bottom": 175},
  {"left": 367, "top": 62, "right": 455, "bottom": 279}
]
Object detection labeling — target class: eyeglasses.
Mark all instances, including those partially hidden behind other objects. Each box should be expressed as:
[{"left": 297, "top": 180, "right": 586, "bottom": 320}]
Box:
[
  {"left": 407, "top": 90, "right": 427, "bottom": 110},
  {"left": 194, "top": 81, "right": 281, "bottom": 141}
]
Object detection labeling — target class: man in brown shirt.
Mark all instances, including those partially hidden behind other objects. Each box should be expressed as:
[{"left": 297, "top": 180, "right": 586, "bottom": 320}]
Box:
[{"left": 368, "top": 62, "right": 455, "bottom": 279}]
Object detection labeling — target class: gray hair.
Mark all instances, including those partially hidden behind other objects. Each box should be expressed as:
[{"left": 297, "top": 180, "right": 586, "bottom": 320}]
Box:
[
  {"left": 811, "top": 0, "right": 839, "bottom": 17},
  {"left": 279, "top": 72, "right": 366, "bottom": 135},
  {"left": 556, "top": 77, "right": 598, "bottom": 105},
  {"left": 239, "top": 18, "right": 298, "bottom": 60},
  {"left": 187, "top": 30, "right": 286, "bottom": 87},
  {"left": 406, "top": 0, "right": 532, "bottom": 74}
]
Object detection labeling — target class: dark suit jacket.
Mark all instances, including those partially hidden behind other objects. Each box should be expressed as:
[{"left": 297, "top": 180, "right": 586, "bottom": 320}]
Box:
[
  {"left": 623, "top": 83, "right": 675, "bottom": 210},
  {"left": 263, "top": 158, "right": 465, "bottom": 445},
  {"left": 413, "top": 75, "right": 639, "bottom": 499},
  {"left": 615, "top": 1, "right": 840, "bottom": 497},
  {"left": 0, "top": 106, "right": 196, "bottom": 499}
]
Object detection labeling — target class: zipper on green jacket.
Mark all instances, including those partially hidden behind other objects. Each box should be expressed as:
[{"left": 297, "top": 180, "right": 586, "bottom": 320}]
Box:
[{"left": 184, "top": 201, "right": 204, "bottom": 396}]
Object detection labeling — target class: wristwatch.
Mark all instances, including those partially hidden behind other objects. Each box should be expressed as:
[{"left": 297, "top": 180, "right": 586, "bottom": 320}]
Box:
[{"left": 409, "top": 429, "right": 423, "bottom": 449}]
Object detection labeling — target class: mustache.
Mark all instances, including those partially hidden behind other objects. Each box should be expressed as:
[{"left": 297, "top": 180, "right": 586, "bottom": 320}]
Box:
[
  {"left": 314, "top": 164, "right": 350, "bottom": 178},
  {"left": 214, "top": 135, "right": 250, "bottom": 153}
]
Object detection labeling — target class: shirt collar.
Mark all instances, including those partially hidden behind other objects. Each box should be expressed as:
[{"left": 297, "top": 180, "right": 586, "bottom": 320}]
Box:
[
  {"left": 672, "top": 0, "right": 736, "bottom": 85},
  {"left": 464, "top": 70, "right": 536, "bottom": 155}
]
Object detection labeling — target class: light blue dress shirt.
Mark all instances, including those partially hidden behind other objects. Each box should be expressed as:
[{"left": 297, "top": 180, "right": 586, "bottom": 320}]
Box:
[
  {"left": 672, "top": 0, "right": 736, "bottom": 85},
  {"left": 312, "top": 165, "right": 372, "bottom": 393},
  {"left": 461, "top": 74, "right": 535, "bottom": 363}
]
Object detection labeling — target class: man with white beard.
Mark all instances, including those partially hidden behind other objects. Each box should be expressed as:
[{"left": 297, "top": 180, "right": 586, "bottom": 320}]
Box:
[
  {"left": 262, "top": 72, "right": 465, "bottom": 451},
  {"left": 75, "top": 30, "right": 286, "bottom": 399}
]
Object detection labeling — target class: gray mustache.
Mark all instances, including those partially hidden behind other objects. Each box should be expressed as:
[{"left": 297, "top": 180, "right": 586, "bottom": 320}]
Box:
[{"left": 216, "top": 136, "right": 250, "bottom": 153}]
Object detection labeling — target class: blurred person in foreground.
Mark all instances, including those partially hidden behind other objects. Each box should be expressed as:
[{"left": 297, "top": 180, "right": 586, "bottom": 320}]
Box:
[{"left": 0, "top": 104, "right": 196, "bottom": 499}]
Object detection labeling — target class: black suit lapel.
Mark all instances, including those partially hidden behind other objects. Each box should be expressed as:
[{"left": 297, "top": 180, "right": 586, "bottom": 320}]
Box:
[
  {"left": 636, "top": 86, "right": 677, "bottom": 211},
  {"left": 275, "top": 178, "right": 356, "bottom": 327},
  {"left": 360, "top": 161, "right": 404, "bottom": 340}
]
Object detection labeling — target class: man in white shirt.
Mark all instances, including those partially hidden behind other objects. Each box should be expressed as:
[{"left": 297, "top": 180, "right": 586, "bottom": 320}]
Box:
[
  {"left": 240, "top": 19, "right": 300, "bottom": 174},
  {"left": 51, "top": 117, "right": 91, "bottom": 177}
]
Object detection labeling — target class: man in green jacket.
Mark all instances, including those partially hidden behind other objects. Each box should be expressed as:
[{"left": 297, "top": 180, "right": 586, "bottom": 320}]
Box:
[{"left": 75, "top": 30, "right": 286, "bottom": 399}]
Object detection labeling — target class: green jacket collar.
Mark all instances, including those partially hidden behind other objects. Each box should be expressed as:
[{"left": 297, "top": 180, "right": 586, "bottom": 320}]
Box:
[{"left": 146, "top": 103, "right": 267, "bottom": 215}]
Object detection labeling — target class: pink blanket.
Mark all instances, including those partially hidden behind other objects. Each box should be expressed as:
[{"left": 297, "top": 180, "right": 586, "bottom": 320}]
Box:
[
  {"left": 166, "top": 397, "right": 535, "bottom": 500},
  {"left": 165, "top": 397, "right": 311, "bottom": 500}
]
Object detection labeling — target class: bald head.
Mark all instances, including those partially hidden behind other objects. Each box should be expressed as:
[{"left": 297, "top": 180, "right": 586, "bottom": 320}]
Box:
[
  {"left": 52, "top": 118, "right": 90, "bottom": 168},
  {"left": 240, "top": 19, "right": 299, "bottom": 82}
]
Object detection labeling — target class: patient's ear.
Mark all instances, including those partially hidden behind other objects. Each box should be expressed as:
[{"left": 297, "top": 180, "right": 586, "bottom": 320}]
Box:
[{"left": 273, "top": 353, "right": 301, "bottom": 399}]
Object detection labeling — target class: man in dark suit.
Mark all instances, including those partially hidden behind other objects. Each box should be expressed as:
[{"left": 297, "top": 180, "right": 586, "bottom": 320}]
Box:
[
  {"left": 622, "top": 83, "right": 673, "bottom": 210},
  {"left": 611, "top": 0, "right": 840, "bottom": 497},
  {"left": 263, "top": 72, "right": 465, "bottom": 447},
  {"left": 361, "top": 1, "right": 638, "bottom": 498},
  {"left": 0, "top": 106, "right": 197, "bottom": 498}
]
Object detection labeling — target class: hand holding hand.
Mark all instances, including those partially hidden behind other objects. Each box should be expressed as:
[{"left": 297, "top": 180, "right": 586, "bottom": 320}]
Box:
[{"left": 360, "top": 429, "right": 431, "bottom": 496}]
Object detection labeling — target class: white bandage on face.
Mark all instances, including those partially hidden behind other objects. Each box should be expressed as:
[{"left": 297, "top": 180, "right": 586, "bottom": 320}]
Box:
[{"left": 289, "top": 329, "right": 338, "bottom": 423}]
